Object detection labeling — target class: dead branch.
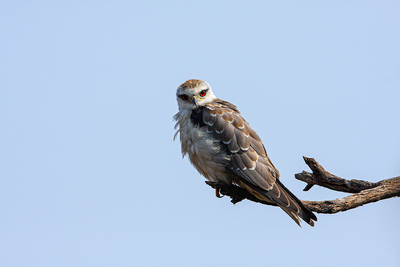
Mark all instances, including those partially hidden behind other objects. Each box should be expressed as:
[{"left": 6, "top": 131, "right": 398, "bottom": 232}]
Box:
[
  {"left": 205, "top": 157, "right": 400, "bottom": 214},
  {"left": 295, "top": 157, "right": 381, "bottom": 193},
  {"left": 295, "top": 156, "right": 400, "bottom": 213}
]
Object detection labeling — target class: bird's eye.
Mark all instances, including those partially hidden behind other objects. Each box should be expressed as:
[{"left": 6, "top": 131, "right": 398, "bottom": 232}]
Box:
[
  {"left": 180, "top": 94, "right": 189, "bottom": 101},
  {"left": 199, "top": 90, "right": 207, "bottom": 97}
]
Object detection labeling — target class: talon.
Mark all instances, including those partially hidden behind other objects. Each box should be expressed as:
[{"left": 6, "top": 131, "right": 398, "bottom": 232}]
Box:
[{"left": 215, "top": 188, "right": 223, "bottom": 198}]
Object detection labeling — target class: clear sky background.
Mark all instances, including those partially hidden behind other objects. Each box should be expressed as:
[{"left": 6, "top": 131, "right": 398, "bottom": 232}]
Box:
[{"left": 1, "top": 1, "right": 399, "bottom": 266}]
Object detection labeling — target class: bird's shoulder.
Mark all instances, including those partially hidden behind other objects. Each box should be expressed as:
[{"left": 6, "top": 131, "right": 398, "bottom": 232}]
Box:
[
  {"left": 200, "top": 99, "right": 266, "bottom": 156},
  {"left": 204, "top": 98, "right": 240, "bottom": 114}
]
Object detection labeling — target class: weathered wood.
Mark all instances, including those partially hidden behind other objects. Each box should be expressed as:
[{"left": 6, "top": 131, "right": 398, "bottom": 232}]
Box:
[
  {"left": 295, "top": 157, "right": 380, "bottom": 193},
  {"left": 302, "top": 178, "right": 400, "bottom": 213}
]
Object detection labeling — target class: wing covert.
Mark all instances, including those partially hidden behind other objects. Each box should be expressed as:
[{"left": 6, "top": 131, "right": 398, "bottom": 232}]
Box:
[{"left": 202, "top": 100, "right": 279, "bottom": 192}]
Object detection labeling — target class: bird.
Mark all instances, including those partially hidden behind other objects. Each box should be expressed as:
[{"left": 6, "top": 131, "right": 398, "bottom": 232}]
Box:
[{"left": 173, "top": 79, "right": 317, "bottom": 227}]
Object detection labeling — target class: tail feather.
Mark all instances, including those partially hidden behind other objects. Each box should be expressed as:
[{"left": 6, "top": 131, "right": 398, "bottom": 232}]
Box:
[
  {"left": 274, "top": 179, "right": 317, "bottom": 227},
  {"left": 238, "top": 178, "right": 317, "bottom": 227}
]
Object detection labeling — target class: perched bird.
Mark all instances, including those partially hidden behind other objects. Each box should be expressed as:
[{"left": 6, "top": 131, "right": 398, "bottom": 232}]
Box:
[{"left": 173, "top": 79, "right": 317, "bottom": 227}]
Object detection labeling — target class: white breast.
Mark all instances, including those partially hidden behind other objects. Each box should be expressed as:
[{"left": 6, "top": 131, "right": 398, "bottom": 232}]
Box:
[{"left": 174, "top": 110, "right": 231, "bottom": 184}]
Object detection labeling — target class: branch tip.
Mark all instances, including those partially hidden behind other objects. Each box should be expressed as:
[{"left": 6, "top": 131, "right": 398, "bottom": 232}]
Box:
[{"left": 303, "top": 184, "right": 314, "bottom": 191}]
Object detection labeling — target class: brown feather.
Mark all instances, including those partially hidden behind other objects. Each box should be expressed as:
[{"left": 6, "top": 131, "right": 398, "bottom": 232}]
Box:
[
  {"left": 239, "top": 153, "right": 255, "bottom": 169},
  {"left": 222, "top": 112, "right": 234, "bottom": 123},
  {"left": 246, "top": 148, "right": 258, "bottom": 161}
]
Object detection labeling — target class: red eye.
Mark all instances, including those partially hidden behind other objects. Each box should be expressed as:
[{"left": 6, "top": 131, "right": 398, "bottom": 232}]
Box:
[
  {"left": 180, "top": 94, "right": 189, "bottom": 101},
  {"left": 200, "top": 90, "right": 207, "bottom": 97}
]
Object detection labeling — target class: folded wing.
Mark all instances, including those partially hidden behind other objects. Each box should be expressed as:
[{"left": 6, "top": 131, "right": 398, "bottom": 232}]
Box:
[{"left": 202, "top": 99, "right": 317, "bottom": 226}]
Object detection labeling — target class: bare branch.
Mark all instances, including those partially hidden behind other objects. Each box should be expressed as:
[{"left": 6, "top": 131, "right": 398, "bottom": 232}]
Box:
[
  {"left": 302, "top": 179, "right": 400, "bottom": 213},
  {"left": 205, "top": 157, "right": 400, "bottom": 215},
  {"left": 295, "top": 157, "right": 380, "bottom": 193},
  {"left": 294, "top": 156, "right": 400, "bottom": 213}
]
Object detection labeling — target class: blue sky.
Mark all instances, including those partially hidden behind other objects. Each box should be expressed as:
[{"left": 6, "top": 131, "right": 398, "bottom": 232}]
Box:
[{"left": 1, "top": 1, "right": 399, "bottom": 266}]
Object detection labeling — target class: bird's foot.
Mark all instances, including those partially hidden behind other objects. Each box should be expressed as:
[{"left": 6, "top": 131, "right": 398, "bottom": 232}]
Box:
[
  {"left": 214, "top": 181, "right": 226, "bottom": 198},
  {"left": 205, "top": 181, "right": 225, "bottom": 198},
  {"left": 205, "top": 181, "right": 247, "bottom": 204},
  {"left": 215, "top": 188, "right": 223, "bottom": 198}
]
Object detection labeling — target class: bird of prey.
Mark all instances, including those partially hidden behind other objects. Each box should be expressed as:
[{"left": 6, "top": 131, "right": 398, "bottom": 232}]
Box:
[{"left": 173, "top": 79, "right": 317, "bottom": 227}]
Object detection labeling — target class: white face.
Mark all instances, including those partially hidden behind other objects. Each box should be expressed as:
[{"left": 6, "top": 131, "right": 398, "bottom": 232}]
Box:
[{"left": 176, "top": 81, "right": 217, "bottom": 111}]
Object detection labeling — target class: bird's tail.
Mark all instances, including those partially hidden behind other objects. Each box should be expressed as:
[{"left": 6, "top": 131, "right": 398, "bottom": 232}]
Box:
[
  {"left": 238, "top": 178, "right": 317, "bottom": 227},
  {"left": 272, "top": 179, "right": 317, "bottom": 227}
]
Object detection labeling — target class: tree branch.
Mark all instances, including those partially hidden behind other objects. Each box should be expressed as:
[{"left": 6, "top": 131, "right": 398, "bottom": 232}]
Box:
[
  {"left": 205, "top": 157, "right": 400, "bottom": 214},
  {"left": 294, "top": 156, "right": 400, "bottom": 213},
  {"left": 295, "top": 157, "right": 381, "bottom": 193}
]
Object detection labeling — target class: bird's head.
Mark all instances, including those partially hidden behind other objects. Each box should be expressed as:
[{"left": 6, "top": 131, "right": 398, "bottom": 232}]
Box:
[{"left": 176, "top": 79, "right": 217, "bottom": 111}]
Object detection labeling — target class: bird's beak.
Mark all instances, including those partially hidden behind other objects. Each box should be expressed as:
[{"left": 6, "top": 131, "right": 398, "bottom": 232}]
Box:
[{"left": 191, "top": 96, "right": 199, "bottom": 105}]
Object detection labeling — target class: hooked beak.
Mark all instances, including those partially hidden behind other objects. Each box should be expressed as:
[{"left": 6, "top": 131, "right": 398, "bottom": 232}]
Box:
[{"left": 191, "top": 96, "right": 199, "bottom": 105}]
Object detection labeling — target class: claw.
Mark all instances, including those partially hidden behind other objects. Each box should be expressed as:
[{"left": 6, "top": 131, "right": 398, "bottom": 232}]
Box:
[{"left": 215, "top": 188, "right": 223, "bottom": 198}]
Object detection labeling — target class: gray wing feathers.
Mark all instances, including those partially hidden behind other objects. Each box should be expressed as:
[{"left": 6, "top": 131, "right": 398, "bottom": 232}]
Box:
[
  {"left": 222, "top": 124, "right": 235, "bottom": 144},
  {"left": 202, "top": 100, "right": 317, "bottom": 226},
  {"left": 203, "top": 103, "right": 278, "bottom": 192},
  {"left": 235, "top": 128, "right": 250, "bottom": 151}
]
